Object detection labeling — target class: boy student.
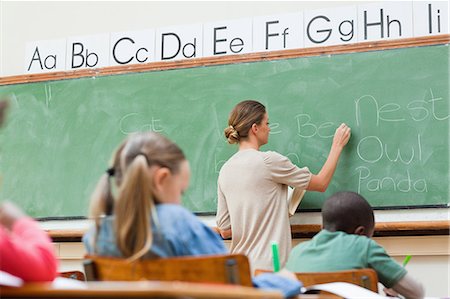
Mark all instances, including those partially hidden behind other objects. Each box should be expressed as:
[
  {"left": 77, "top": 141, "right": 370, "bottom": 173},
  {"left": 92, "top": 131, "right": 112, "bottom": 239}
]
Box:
[
  {"left": 0, "top": 100, "right": 58, "bottom": 282},
  {"left": 285, "top": 191, "right": 424, "bottom": 299}
]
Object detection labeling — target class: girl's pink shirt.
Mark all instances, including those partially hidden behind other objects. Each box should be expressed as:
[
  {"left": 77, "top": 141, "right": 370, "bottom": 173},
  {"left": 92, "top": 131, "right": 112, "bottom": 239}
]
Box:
[{"left": 0, "top": 217, "right": 58, "bottom": 282}]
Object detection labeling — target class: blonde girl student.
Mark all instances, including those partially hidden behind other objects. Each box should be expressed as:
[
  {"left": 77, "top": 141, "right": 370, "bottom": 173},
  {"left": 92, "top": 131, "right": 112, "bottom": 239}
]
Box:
[
  {"left": 216, "top": 100, "right": 351, "bottom": 271},
  {"left": 83, "top": 131, "right": 224, "bottom": 259}
]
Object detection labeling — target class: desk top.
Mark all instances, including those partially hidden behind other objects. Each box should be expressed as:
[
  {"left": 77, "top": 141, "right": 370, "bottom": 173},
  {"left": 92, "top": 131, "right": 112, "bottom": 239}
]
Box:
[
  {"left": 0, "top": 280, "right": 340, "bottom": 299},
  {"left": 1, "top": 281, "right": 284, "bottom": 299}
]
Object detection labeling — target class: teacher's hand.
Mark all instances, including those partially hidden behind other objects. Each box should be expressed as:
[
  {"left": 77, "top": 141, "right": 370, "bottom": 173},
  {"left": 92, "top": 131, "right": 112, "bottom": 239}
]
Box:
[{"left": 332, "top": 123, "right": 351, "bottom": 149}]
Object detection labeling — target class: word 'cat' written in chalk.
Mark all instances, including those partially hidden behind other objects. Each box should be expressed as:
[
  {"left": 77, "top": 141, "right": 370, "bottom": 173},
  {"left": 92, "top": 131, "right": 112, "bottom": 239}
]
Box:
[{"left": 119, "top": 113, "right": 163, "bottom": 134}]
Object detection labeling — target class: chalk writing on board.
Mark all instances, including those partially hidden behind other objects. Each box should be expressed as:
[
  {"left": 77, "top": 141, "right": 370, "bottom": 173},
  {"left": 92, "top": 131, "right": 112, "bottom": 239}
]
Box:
[
  {"left": 428, "top": 88, "right": 450, "bottom": 121},
  {"left": 357, "top": 134, "right": 422, "bottom": 165},
  {"left": 288, "top": 87, "right": 448, "bottom": 197},
  {"left": 44, "top": 84, "right": 52, "bottom": 108},
  {"left": 351, "top": 89, "right": 449, "bottom": 195},
  {"left": 119, "top": 113, "right": 163, "bottom": 134},
  {"left": 356, "top": 166, "right": 428, "bottom": 194},
  {"left": 355, "top": 89, "right": 449, "bottom": 127},
  {"left": 269, "top": 122, "right": 282, "bottom": 135},
  {"left": 295, "top": 113, "right": 335, "bottom": 138},
  {"left": 212, "top": 105, "right": 223, "bottom": 138}
]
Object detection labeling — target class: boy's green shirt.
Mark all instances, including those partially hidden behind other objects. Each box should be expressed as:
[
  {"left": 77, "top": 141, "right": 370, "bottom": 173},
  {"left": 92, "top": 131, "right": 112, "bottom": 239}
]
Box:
[{"left": 286, "top": 229, "right": 406, "bottom": 288}]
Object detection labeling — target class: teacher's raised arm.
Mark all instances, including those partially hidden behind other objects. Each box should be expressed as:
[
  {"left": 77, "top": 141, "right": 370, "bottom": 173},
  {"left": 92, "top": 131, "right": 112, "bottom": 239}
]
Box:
[{"left": 307, "top": 123, "right": 351, "bottom": 192}]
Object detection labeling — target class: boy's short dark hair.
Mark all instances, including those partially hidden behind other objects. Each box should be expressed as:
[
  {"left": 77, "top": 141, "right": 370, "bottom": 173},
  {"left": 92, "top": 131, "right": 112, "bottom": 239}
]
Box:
[{"left": 322, "top": 191, "right": 374, "bottom": 234}]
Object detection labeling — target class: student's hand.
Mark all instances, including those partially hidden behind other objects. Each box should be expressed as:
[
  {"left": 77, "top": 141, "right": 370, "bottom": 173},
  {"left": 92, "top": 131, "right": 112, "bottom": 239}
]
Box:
[
  {"left": 383, "top": 287, "right": 400, "bottom": 297},
  {"left": 276, "top": 268, "right": 299, "bottom": 282},
  {"left": 0, "top": 201, "right": 26, "bottom": 230},
  {"left": 332, "top": 123, "right": 351, "bottom": 150}
]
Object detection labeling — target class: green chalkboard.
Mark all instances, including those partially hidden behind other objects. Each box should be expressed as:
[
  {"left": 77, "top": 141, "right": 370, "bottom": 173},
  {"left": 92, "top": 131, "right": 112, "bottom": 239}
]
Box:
[{"left": 0, "top": 43, "right": 449, "bottom": 218}]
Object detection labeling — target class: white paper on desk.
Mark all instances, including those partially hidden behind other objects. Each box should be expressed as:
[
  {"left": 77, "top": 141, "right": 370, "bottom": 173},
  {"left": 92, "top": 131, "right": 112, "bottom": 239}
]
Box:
[
  {"left": 51, "top": 277, "right": 87, "bottom": 289},
  {"left": 0, "top": 271, "right": 23, "bottom": 287},
  {"left": 287, "top": 187, "right": 306, "bottom": 217},
  {"left": 305, "top": 282, "right": 387, "bottom": 299}
]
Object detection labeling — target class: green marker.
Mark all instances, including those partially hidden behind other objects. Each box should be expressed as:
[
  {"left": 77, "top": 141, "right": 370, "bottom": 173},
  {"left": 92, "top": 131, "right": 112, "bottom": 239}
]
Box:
[
  {"left": 271, "top": 241, "right": 280, "bottom": 272},
  {"left": 402, "top": 255, "right": 412, "bottom": 267}
]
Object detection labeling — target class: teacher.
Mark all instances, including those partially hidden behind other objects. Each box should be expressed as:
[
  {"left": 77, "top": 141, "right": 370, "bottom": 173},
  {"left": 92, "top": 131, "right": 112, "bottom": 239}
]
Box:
[{"left": 216, "top": 100, "right": 351, "bottom": 271}]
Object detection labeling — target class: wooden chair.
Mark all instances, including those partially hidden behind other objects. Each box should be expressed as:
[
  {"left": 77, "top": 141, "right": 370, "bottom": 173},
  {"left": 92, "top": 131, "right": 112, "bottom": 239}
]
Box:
[
  {"left": 255, "top": 268, "right": 378, "bottom": 292},
  {"left": 58, "top": 270, "right": 86, "bottom": 281},
  {"left": 83, "top": 254, "right": 253, "bottom": 287}
]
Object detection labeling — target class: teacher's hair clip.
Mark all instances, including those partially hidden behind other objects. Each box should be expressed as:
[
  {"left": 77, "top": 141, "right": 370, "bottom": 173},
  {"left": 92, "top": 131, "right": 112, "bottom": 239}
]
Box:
[{"left": 106, "top": 167, "right": 115, "bottom": 177}]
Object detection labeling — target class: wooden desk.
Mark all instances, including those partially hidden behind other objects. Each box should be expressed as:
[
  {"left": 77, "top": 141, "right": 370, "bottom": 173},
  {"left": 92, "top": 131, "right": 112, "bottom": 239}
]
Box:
[
  {"left": 1, "top": 281, "right": 286, "bottom": 299},
  {"left": 0, "top": 281, "right": 337, "bottom": 299}
]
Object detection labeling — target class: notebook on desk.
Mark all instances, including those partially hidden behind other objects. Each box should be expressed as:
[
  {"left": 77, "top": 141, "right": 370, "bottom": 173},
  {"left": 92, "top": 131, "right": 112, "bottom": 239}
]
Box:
[
  {"left": 0, "top": 271, "right": 23, "bottom": 287},
  {"left": 304, "top": 282, "right": 387, "bottom": 299},
  {"left": 0, "top": 271, "right": 85, "bottom": 289}
]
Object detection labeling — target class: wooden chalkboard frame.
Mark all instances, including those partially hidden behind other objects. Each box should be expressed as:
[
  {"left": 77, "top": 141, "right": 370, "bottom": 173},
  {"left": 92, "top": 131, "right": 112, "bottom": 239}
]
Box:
[
  {"left": 1, "top": 35, "right": 449, "bottom": 86},
  {"left": 48, "top": 220, "right": 450, "bottom": 241}
]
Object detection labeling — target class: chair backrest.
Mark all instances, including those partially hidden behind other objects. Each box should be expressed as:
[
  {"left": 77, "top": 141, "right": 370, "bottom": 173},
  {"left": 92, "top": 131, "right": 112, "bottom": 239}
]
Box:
[
  {"left": 84, "top": 254, "right": 253, "bottom": 287},
  {"left": 255, "top": 268, "right": 378, "bottom": 292},
  {"left": 59, "top": 270, "right": 86, "bottom": 281}
]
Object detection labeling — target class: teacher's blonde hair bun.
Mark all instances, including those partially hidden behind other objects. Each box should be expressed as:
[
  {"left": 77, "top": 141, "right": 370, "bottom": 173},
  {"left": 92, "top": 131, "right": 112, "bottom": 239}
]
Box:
[{"left": 224, "top": 125, "right": 240, "bottom": 144}]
